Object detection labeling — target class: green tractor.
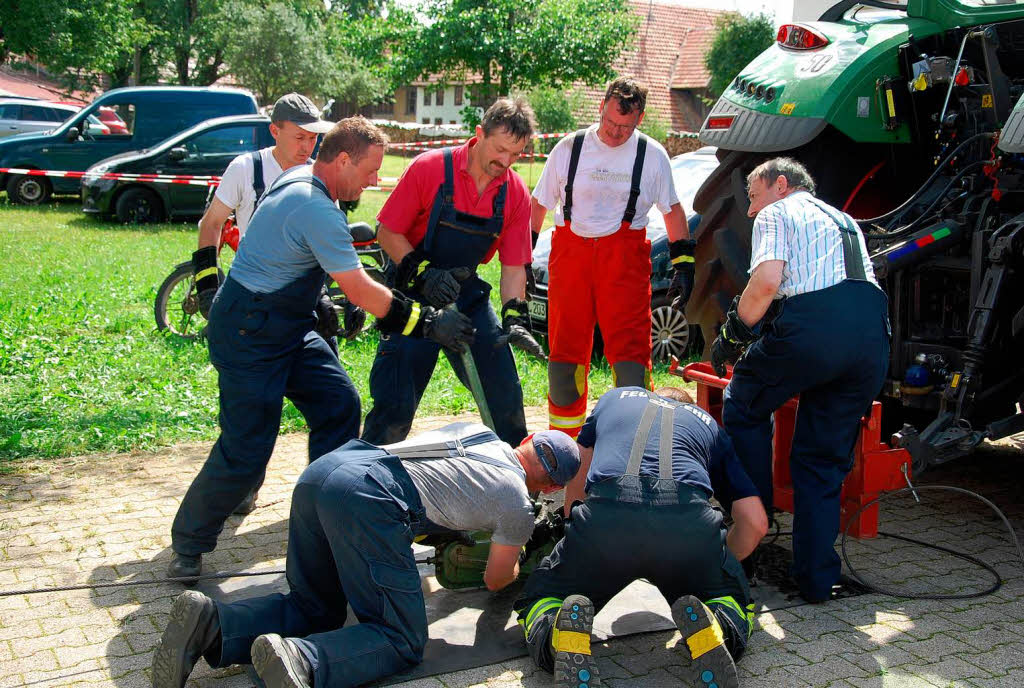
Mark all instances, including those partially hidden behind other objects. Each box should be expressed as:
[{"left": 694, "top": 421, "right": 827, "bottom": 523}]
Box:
[{"left": 690, "top": 0, "right": 1024, "bottom": 473}]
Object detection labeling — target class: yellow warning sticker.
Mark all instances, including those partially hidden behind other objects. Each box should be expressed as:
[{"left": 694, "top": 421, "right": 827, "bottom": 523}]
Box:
[
  {"left": 780, "top": 103, "right": 796, "bottom": 115},
  {"left": 952, "top": 373, "right": 961, "bottom": 388},
  {"left": 982, "top": 94, "right": 993, "bottom": 108}
]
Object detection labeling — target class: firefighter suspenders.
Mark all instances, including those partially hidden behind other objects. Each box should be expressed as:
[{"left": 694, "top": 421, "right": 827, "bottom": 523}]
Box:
[
  {"left": 624, "top": 396, "right": 677, "bottom": 481},
  {"left": 563, "top": 130, "right": 649, "bottom": 229}
]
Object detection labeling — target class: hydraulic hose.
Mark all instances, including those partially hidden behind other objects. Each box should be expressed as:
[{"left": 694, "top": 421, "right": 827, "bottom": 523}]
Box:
[
  {"left": 840, "top": 485, "right": 1023, "bottom": 600},
  {"left": 873, "top": 159, "right": 991, "bottom": 241},
  {"left": 857, "top": 132, "right": 996, "bottom": 230}
]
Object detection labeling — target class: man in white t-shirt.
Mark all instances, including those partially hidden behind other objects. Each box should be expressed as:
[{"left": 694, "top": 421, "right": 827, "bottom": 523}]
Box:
[
  {"left": 530, "top": 78, "right": 692, "bottom": 439},
  {"left": 191, "top": 93, "right": 325, "bottom": 320}
]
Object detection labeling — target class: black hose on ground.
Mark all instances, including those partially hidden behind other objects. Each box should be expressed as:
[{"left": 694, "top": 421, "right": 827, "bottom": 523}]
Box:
[{"left": 840, "top": 485, "right": 1023, "bottom": 600}]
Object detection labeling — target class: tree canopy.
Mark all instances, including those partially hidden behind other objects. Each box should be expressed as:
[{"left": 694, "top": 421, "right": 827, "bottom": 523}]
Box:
[
  {"left": 704, "top": 12, "right": 775, "bottom": 98},
  {"left": 414, "top": 0, "right": 637, "bottom": 101}
]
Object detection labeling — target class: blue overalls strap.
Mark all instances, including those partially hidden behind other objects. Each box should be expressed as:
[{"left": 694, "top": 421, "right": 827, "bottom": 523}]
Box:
[
  {"left": 624, "top": 395, "right": 677, "bottom": 479},
  {"left": 250, "top": 151, "right": 265, "bottom": 209},
  {"left": 388, "top": 430, "right": 526, "bottom": 478},
  {"left": 620, "top": 133, "right": 648, "bottom": 227},
  {"left": 803, "top": 195, "right": 868, "bottom": 281},
  {"left": 442, "top": 147, "right": 456, "bottom": 203},
  {"left": 562, "top": 131, "right": 586, "bottom": 223}
]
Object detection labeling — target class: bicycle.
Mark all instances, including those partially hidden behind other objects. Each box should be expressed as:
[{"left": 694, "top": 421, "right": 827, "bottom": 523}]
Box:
[{"left": 154, "top": 219, "right": 390, "bottom": 340}]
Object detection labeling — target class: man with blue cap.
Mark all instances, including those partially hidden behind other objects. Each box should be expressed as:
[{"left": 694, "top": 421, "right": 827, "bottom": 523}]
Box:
[
  {"left": 514, "top": 387, "right": 768, "bottom": 688},
  {"left": 152, "top": 424, "right": 581, "bottom": 688}
]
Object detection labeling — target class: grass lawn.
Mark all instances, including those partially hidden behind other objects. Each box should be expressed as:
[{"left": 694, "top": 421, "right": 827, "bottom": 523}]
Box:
[{"left": 0, "top": 165, "right": 692, "bottom": 465}]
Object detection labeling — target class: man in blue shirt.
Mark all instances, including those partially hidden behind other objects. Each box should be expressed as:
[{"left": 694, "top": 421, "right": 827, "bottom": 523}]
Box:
[
  {"left": 514, "top": 387, "right": 768, "bottom": 688},
  {"left": 167, "top": 117, "right": 476, "bottom": 581}
]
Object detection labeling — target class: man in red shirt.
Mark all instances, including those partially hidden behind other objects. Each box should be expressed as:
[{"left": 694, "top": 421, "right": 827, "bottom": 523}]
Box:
[{"left": 362, "top": 98, "right": 542, "bottom": 446}]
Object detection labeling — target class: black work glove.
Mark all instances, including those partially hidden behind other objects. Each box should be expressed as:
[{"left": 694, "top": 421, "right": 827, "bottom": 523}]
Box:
[
  {"left": 710, "top": 296, "right": 757, "bottom": 377},
  {"left": 394, "top": 251, "right": 471, "bottom": 309},
  {"left": 314, "top": 293, "right": 340, "bottom": 339},
  {"left": 340, "top": 299, "right": 366, "bottom": 340},
  {"left": 422, "top": 307, "right": 475, "bottom": 353},
  {"left": 191, "top": 246, "right": 220, "bottom": 319},
  {"left": 667, "top": 238, "right": 696, "bottom": 312},
  {"left": 497, "top": 298, "right": 546, "bottom": 360}
]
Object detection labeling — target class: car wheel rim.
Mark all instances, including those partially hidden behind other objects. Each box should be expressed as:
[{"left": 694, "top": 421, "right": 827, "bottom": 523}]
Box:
[
  {"left": 19, "top": 180, "right": 42, "bottom": 202},
  {"left": 651, "top": 304, "right": 690, "bottom": 363},
  {"left": 130, "top": 199, "right": 152, "bottom": 222}
]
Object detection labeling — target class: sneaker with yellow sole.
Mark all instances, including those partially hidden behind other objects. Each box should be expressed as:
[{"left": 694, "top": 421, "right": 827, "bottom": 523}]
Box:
[
  {"left": 552, "top": 595, "right": 601, "bottom": 688},
  {"left": 671, "top": 595, "right": 738, "bottom": 688}
]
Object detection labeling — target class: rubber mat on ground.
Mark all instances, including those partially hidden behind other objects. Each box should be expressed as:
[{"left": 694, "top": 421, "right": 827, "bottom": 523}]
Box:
[{"left": 219, "top": 540, "right": 865, "bottom": 686}]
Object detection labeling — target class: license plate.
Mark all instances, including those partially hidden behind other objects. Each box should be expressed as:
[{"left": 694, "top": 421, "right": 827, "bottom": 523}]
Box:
[{"left": 528, "top": 299, "right": 547, "bottom": 319}]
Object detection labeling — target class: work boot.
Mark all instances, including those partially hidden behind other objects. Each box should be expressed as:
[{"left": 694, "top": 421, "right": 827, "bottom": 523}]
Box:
[
  {"left": 671, "top": 595, "right": 739, "bottom": 688},
  {"left": 552, "top": 595, "right": 601, "bottom": 687},
  {"left": 233, "top": 489, "right": 259, "bottom": 515},
  {"left": 151, "top": 590, "right": 221, "bottom": 688},
  {"left": 167, "top": 552, "right": 202, "bottom": 584},
  {"left": 252, "top": 633, "right": 314, "bottom": 688}
]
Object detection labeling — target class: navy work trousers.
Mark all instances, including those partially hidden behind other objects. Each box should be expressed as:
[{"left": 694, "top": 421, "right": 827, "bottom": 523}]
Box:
[
  {"left": 723, "top": 280, "right": 889, "bottom": 602},
  {"left": 514, "top": 478, "right": 753, "bottom": 671},
  {"left": 362, "top": 277, "right": 527, "bottom": 447},
  {"left": 171, "top": 276, "right": 361, "bottom": 556},
  {"left": 210, "top": 442, "right": 428, "bottom": 687}
]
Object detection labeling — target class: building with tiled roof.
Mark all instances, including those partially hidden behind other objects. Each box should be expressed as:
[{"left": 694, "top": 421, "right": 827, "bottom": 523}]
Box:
[
  {"left": 572, "top": 2, "right": 726, "bottom": 133},
  {"left": 371, "top": 1, "right": 727, "bottom": 133}
]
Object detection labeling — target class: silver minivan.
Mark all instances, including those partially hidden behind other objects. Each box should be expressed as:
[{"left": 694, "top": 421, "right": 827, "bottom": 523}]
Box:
[{"left": 0, "top": 99, "right": 108, "bottom": 138}]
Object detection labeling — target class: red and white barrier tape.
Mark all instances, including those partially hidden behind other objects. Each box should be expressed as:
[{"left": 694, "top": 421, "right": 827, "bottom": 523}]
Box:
[
  {"left": 392, "top": 145, "right": 550, "bottom": 160},
  {"left": 0, "top": 167, "right": 402, "bottom": 188},
  {"left": 0, "top": 167, "right": 221, "bottom": 187},
  {"left": 388, "top": 131, "right": 571, "bottom": 150}
]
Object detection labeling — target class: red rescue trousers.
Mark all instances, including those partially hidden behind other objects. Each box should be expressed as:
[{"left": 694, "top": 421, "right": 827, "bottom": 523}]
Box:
[{"left": 547, "top": 223, "right": 652, "bottom": 436}]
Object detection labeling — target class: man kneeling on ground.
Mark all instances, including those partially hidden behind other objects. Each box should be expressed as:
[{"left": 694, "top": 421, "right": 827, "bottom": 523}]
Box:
[
  {"left": 151, "top": 424, "right": 580, "bottom": 688},
  {"left": 515, "top": 387, "right": 768, "bottom": 688}
]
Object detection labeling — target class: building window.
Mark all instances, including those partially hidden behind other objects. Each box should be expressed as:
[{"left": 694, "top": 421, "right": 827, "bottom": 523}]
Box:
[
  {"left": 436, "top": 88, "right": 444, "bottom": 106},
  {"left": 406, "top": 87, "right": 416, "bottom": 115},
  {"left": 373, "top": 99, "right": 394, "bottom": 116},
  {"left": 422, "top": 117, "right": 430, "bottom": 124},
  {"left": 434, "top": 117, "right": 443, "bottom": 125},
  {"left": 454, "top": 86, "right": 463, "bottom": 106},
  {"left": 424, "top": 90, "right": 432, "bottom": 106}
]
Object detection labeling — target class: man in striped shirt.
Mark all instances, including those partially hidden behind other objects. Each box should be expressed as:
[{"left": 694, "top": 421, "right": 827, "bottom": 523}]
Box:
[{"left": 712, "top": 157, "right": 890, "bottom": 603}]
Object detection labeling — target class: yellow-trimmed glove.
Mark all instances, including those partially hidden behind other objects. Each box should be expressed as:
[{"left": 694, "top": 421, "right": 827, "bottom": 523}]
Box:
[{"left": 667, "top": 238, "right": 696, "bottom": 311}]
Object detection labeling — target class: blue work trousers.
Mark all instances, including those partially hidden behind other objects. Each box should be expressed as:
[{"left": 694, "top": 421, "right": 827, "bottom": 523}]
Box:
[
  {"left": 171, "top": 276, "right": 361, "bottom": 556},
  {"left": 362, "top": 278, "right": 527, "bottom": 446},
  {"left": 722, "top": 280, "right": 889, "bottom": 601},
  {"left": 211, "top": 442, "right": 428, "bottom": 687}
]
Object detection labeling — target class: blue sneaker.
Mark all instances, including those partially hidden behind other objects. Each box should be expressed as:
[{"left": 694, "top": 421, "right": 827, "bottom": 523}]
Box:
[
  {"left": 552, "top": 595, "right": 601, "bottom": 688},
  {"left": 671, "top": 595, "right": 738, "bottom": 688}
]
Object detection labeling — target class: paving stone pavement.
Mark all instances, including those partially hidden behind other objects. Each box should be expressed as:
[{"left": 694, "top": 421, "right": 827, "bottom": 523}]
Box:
[{"left": 2, "top": 408, "right": 1023, "bottom": 688}]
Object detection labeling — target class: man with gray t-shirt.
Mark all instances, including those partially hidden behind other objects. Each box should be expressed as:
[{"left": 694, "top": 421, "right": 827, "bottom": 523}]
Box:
[{"left": 153, "top": 424, "right": 581, "bottom": 688}]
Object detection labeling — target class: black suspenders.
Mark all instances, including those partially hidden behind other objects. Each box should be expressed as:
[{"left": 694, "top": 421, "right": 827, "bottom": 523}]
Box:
[
  {"left": 804, "top": 196, "right": 868, "bottom": 282},
  {"left": 563, "top": 130, "right": 648, "bottom": 228},
  {"left": 563, "top": 132, "right": 586, "bottom": 223}
]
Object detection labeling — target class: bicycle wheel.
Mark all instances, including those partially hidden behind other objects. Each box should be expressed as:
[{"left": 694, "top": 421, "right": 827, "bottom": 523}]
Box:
[{"left": 154, "top": 261, "right": 220, "bottom": 340}]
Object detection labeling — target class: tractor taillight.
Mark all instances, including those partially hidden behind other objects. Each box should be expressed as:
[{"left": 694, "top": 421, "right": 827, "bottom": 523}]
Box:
[
  {"left": 706, "top": 115, "right": 735, "bottom": 130},
  {"left": 777, "top": 24, "right": 829, "bottom": 50}
]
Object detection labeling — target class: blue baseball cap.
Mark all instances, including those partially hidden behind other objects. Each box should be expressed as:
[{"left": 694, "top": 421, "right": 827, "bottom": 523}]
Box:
[{"left": 531, "top": 430, "right": 581, "bottom": 486}]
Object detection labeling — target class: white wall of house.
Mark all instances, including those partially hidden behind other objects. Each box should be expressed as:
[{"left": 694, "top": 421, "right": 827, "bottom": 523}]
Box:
[
  {"left": 665, "top": 0, "right": 836, "bottom": 24},
  {"left": 416, "top": 85, "right": 472, "bottom": 125}
]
